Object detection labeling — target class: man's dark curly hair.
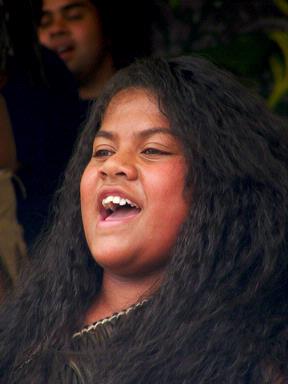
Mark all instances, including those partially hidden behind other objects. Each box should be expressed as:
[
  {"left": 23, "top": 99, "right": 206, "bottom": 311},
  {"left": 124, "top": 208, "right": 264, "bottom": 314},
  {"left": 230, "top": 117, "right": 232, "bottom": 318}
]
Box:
[{"left": 1, "top": 56, "right": 288, "bottom": 383}]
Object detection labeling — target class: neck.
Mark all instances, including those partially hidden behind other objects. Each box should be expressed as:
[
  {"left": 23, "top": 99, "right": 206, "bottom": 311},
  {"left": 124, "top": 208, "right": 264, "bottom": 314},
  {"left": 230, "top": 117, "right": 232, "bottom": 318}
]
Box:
[
  {"left": 84, "top": 270, "right": 163, "bottom": 325},
  {"left": 78, "top": 53, "right": 115, "bottom": 100}
]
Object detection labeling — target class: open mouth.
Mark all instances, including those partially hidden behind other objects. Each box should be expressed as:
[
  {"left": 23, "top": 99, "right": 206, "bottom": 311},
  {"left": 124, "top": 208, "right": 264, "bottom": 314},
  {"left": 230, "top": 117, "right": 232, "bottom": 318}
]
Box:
[
  {"left": 54, "top": 44, "right": 74, "bottom": 59},
  {"left": 100, "top": 195, "right": 141, "bottom": 222}
]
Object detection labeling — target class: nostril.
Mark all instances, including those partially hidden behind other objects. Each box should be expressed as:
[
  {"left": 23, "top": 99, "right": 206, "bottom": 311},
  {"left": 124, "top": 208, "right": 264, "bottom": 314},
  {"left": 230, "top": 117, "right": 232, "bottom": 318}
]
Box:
[
  {"left": 98, "top": 158, "right": 138, "bottom": 180},
  {"left": 100, "top": 169, "right": 108, "bottom": 177}
]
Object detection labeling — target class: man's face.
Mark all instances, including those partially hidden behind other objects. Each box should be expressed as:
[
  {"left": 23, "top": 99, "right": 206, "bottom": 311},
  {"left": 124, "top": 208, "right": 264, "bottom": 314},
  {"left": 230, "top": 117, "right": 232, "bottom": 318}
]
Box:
[{"left": 38, "top": 0, "right": 107, "bottom": 82}]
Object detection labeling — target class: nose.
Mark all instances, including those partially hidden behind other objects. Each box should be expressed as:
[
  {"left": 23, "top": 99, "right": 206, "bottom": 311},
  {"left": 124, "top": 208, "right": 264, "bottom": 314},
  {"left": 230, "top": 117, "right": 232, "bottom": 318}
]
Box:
[
  {"left": 47, "top": 15, "right": 68, "bottom": 37},
  {"left": 99, "top": 151, "right": 138, "bottom": 181}
]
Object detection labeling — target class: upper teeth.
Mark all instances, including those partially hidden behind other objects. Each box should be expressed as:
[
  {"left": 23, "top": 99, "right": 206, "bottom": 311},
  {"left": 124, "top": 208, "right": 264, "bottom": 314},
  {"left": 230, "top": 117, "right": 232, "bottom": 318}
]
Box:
[
  {"left": 57, "top": 45, "right": 70, "bottom": 53},
  {"left": 102, "top": 195, "right": 138, "bottom": 211}
]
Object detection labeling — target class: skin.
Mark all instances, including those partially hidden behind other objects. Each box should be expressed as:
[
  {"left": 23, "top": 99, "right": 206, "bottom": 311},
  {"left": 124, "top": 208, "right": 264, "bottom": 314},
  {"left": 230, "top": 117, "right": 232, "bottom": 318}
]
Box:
[
  {"left": 80, "top": 88, "right": 190, "bottom": 323},
  {"left": 38, "top": 0, "right": 114, "bottom": 99}
]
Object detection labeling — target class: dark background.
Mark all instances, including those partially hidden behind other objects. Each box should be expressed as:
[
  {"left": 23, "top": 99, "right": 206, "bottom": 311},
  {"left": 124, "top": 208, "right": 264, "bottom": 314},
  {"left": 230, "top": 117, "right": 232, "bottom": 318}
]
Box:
[
  {"left": 1, "top": 0, "right": 288, "bottom": 114},
  {"left": 154, "top": 0, "right": 288, "bottom": 115}
]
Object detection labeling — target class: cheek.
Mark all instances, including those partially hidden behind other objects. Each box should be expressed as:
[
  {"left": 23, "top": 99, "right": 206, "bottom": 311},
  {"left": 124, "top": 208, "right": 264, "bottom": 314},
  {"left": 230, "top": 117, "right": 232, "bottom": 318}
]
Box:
[
  {"left": 76, "top": 20, "right": 103, "bottom": 47},
  {"left": 72, "top": 27, "right": 86, "bottom": 44},
  {"left": 145, "top": 161, "right": 189, "bottom": 229},
  {"left": 38, "top": 30, "right": 49, "bottom": 45},
  {"left": 80, "top": 166, "right": 98, "bottom": 218},
  {"left": 147, "top": 161, "right": 187, "bottom": 202}
]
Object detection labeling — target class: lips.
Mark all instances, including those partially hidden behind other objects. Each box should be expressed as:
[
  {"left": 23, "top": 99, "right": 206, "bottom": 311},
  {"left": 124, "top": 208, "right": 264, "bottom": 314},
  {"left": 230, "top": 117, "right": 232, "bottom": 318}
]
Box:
[
  {"left": 52, "top": 43, "right": 75, "bottom": 61},
  {"left": 104, "top": 206, "right": 141, "bottom": 222},
  {"left": 97, "top": 189, "right": 142, "bottom": 225}
]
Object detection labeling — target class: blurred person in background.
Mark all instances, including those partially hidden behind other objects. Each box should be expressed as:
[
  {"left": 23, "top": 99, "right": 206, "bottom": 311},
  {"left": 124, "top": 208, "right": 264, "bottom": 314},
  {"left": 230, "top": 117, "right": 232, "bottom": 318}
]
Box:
[
  {"left": 1, "top": 0, "right": 83, "bottom": 251},
  {"left": 34, "top": 0, "right": 157, "bottom": 100}
]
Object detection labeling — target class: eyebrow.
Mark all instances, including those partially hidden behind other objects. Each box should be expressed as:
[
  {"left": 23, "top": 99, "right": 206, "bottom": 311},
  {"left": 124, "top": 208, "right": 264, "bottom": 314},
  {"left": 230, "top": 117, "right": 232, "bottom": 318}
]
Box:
[
  {"left": 61, "top": 1, "right": 87, "bottom": 12},
  {"left": 42, "top": 1, "right": 87, "bottom": 14},
  {"left": 95, "top": 128, "right": 175, "bottom": 140}
]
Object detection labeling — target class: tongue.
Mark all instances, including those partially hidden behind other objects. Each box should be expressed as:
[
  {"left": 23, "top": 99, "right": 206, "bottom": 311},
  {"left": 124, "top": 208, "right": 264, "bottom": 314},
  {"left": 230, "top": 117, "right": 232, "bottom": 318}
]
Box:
[{"left": 105, "top": 207, "right": 140, "bottom": 221}]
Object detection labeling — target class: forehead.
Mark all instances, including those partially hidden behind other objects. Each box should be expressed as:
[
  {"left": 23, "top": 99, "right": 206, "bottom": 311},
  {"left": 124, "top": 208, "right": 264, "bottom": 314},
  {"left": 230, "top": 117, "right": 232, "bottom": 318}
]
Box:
[
  {"left": 42, "top": 0, "right": 91, "bottom": 11},
  {"left": 100, "top": 88, "right": 169, "bottom": 131},
  {"left": 104, "top": 88, "right": 161, "bottom": 117}
]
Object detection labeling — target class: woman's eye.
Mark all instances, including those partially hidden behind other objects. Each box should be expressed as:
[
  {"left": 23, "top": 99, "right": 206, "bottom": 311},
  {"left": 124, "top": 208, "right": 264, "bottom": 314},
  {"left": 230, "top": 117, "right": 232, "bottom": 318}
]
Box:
[
  {"left": 93, "top": 149, "right": 114, "bottom": 158},
  {"left": 142, "top": 148, "right": 170, "bottom": 155}
]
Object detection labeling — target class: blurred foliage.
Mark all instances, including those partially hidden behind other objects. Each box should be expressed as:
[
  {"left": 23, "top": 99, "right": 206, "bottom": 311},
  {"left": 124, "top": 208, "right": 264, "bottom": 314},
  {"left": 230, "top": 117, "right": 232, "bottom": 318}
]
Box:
[
  {"left": 268, "top": 31, "right": 288, "bottom": 108},
  {"left": 157, "top": 0, "right": 288, "bottom": 114},
  {"left": 274, "top": 0, "right": 288, "bottom": 15}
]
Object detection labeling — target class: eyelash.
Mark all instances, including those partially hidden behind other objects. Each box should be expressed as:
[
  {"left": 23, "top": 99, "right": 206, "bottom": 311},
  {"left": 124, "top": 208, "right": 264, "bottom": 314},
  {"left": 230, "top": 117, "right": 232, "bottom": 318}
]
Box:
[
  {"left": 39, "top": 17, "right": 51, "bottom": 28},
  {"left": 142, "top": 148, "right": 170, "bottom": 155},
  {"left": 93, "top": 149, "right": 114, "bottom": 158},
  {"left": 66, "top": 12, "right": 84, "bottom": 20},
  {"left": 39, "top": 11, "right": 83, "bottom": 27},
  {"left": 92, "top": 147, "right": 171, "bottom": 159}
]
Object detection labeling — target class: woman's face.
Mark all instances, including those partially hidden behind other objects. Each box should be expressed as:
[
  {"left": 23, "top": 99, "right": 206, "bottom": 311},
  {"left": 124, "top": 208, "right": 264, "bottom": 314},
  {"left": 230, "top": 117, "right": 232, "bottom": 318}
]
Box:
[{"left": 80, "top": 88, "right": 190, "bottom": 278}]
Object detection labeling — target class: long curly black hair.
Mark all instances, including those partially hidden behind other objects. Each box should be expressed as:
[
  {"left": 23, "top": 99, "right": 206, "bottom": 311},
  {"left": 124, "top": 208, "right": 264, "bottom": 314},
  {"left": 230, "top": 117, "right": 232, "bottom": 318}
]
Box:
[{"left": 1, "top": 56, "right": 288, "bottom": 383}]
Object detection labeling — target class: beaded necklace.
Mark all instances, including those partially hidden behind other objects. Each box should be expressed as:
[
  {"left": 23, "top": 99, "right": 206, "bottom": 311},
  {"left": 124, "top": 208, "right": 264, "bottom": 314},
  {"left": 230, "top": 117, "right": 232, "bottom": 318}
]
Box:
[{"left": 73, "top": 299, "right": 148, "bottom": 338}]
